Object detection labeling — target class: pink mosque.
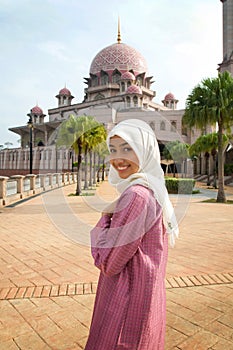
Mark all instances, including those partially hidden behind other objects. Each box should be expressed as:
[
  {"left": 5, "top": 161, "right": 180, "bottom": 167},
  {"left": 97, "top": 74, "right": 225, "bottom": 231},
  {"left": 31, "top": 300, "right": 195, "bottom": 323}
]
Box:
[{"left": 0, "top": 2, "right": 233, "bottom": 179}]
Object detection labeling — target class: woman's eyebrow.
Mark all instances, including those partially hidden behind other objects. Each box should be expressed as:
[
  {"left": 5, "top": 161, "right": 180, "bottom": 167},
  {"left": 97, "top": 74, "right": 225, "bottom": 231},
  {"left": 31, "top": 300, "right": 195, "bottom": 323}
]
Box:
[{"left": 109, "top": 142, "right": 129, "bottom": 148}]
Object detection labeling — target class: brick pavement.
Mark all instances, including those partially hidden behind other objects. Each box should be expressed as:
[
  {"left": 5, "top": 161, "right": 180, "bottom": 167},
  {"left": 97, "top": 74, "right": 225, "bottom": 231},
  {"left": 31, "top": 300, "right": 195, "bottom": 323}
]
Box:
[{"left": 0, "top": 181, "right": 233, "bottom": 349}]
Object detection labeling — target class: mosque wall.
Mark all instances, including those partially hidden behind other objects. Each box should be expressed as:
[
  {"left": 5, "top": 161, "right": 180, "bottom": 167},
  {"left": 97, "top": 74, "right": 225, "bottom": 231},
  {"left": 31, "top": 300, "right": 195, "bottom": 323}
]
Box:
[
  {"left": 0, "top": 146, "right": 74, "bottom": 176},
  {"left": 2, "top": 3, "right": 231, "bottom": 180}
]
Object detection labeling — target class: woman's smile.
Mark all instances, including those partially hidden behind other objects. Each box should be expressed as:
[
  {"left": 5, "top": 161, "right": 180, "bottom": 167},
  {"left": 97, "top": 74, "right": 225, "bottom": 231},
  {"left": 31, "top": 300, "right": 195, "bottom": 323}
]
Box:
[{"left": 109, "top": 136, "right": 139, "bottom": 179}]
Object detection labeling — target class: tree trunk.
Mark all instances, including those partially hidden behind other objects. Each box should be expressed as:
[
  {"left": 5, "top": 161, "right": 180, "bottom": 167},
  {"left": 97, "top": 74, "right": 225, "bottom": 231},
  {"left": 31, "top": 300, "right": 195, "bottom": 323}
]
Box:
[
  {"left": 93, "top": 152, "right": 97, "bottom": 185},
  {"left": 212, "top": 153, "right": 217, "bottom": 189},
  {"left": 84, "top": 147, "right": 88, "bottom": 190},
  {"left": 217, "top": 120, "right": 226, "bottom": 202},
  {"left": 76, "top": 143, "right": 82, "bottom": 196},
  {"left": 102, "top": 157, "right": 105, "bottom": 181},
  {"left": 89, "top": 150, "right": 93, "bottom": 187},
  {"left": 97, "top": 154, "right": 101, "bottom": 183},
  {"left": 205, "top": 153, "right": 210, "bottom": 186}
]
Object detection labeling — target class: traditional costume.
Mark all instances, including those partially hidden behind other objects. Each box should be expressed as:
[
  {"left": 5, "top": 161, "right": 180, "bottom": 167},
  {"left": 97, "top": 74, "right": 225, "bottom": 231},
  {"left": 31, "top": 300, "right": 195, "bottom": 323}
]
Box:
[{"left": 85, "top": 119, "right": 178, "bottom": 350}]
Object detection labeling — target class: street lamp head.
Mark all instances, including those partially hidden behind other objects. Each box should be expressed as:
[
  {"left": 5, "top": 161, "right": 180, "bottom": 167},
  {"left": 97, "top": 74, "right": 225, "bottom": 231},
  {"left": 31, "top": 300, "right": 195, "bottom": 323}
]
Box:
[{"left": 27, "top": 115, "right": 33, "bottom": 128}]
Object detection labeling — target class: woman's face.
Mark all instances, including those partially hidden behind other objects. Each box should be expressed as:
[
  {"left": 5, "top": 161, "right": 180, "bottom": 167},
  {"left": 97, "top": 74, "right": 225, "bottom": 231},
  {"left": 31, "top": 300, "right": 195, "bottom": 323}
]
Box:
[{"left": 109, "top": 136, "right": 139, "bottom": 179}]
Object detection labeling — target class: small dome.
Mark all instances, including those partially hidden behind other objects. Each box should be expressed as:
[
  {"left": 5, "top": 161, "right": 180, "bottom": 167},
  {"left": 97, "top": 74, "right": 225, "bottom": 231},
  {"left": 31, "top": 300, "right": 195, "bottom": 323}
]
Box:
[
  {"left": 59, "top": 87, "right": 71, "bottom": 96},
  {"left": 31, "top": 105, "right": 43, "bottom": 115},
  {"left": 126, "top": 85, "right": 142, "bottom": 95},
  {"left": 164, "top": 92, "right": 175, "bottom": 101},
  {"left": 121, "top": 71, "right": 135, "bottom": 80}
]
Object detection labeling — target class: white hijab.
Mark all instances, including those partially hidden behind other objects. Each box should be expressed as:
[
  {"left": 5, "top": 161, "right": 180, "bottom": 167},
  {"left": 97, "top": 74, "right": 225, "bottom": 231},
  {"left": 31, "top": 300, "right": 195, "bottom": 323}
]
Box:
[{"left": 107, "top": 119, "right": 179, "bottom": 247}]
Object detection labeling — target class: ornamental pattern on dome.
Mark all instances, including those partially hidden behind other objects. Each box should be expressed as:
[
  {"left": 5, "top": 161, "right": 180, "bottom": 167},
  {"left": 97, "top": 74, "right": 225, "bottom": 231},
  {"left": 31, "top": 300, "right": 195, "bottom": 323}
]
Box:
[
  {"left": 164, "top": 92, "right": 175, "bottom": 101},
  {"left": 121, "top": 71, "right": 135, "bottom": 80},
  {"left": 31, "top": 105, "right": 43, "bottom": 115},
  {"left": 126, "top": 85, "right": 142, "bottom": 95},
  {"left": 90, "top": 43, "right": 148, "bottom": 75},
  {"left": 59, "top": 87, "right": 71, "bottom": 96}
]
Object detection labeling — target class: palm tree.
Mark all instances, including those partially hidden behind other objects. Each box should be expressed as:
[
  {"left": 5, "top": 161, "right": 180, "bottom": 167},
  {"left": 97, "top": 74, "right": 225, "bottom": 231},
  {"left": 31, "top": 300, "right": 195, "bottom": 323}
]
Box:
[
  {"left": 87, "top": 124, "right": 107, "bottom": 187},
  {"left": 95, "top": 142, "right": 109, "bottom": 183},
  {"left": 57, "top": 115, "right": 106, "bottom": 195},
  {"left": 189, "top": 133, "right": 228, "bottom": 187},
  {"left": 183, "top": 71, "right": 233, "bottom": 202},
  {"left": 83, "top": 122, "right": 107, "bottom": 189},
  {"left": 163, "top": 140, "right": 189, "bottom": 177},
  {"left": 189, "top": 137, "right": 203, "bottom": 175}
]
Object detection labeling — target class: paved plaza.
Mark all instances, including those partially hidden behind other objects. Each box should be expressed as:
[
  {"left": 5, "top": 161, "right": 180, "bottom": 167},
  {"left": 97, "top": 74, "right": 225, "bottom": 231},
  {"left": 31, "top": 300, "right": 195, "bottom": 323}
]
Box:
[{"left": 0, "top": 181, "right": 233, "bottom": 349}]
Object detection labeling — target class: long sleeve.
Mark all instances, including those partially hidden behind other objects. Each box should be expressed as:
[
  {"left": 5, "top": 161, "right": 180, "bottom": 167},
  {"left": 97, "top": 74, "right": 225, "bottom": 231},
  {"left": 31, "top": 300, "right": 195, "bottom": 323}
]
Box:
[{"left": 91, "top": 187, "right": 155, "bottom": 277}]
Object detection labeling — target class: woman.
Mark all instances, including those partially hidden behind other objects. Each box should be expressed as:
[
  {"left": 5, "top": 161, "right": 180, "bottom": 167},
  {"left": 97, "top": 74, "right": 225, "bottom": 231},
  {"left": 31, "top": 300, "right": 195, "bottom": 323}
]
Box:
[{"left": 85, "top": 119, "right": 178, "bottom": 350}]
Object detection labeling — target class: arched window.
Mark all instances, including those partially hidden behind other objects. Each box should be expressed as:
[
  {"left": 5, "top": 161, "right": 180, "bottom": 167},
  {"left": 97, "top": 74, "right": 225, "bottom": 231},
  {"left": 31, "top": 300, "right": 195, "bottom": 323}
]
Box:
[
  {"left": 121, "top": 82, "right": 125, "bottom": 92},
  {"left": 112, "top": 70, "right": 121, "bottom": 84},
  {"left": 160, "top": 121, "right": 166, "bottom": 131},
  {"left": 150, "top": 122, "right": 155, "bottom": 131},
  {"left": 182, "top": 126, "right": 187, "bottom": 136},
  {"left": 100, "top": 71, "right": 109, "bottom": 85},
  {"left": 133, "top": 96, "right": 138, "bottom": 107},
  {"left": 171, "top": 121, "right": 177, "bottom": 132},
  {"left": 126, "top": 96, "right": 130, "bottom": 108},
  {"left": 136, "top": 77, "right": 142, "bottom": 86},
  {"left": 91, "top": 75, "right": 98, "bottom": 87}
]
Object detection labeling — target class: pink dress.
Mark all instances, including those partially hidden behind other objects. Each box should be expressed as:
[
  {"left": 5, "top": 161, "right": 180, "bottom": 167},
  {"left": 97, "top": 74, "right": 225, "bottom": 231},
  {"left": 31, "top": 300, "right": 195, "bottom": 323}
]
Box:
[{"left": 85, "top": 185, "right": 168, "bottom": 350}]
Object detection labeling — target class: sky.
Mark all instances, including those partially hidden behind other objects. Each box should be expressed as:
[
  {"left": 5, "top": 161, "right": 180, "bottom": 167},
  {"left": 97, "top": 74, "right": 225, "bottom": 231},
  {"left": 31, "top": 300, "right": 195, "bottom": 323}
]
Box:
[{"left": 0, "top": 0, "right": 222, "bottom": 147}]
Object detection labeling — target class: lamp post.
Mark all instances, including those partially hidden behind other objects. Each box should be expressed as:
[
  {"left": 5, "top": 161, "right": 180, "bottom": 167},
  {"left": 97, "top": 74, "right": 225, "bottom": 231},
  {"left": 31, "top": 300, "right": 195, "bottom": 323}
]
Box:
[{"left": 27, "top": 115, "right": 33, "bottom": 174}]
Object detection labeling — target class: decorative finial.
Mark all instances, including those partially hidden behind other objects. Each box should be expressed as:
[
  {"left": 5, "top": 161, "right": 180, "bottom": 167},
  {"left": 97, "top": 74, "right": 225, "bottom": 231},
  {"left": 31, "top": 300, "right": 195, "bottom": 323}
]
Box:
[{"left": 117, "top": 16, "right": 121, "bottom": 44}]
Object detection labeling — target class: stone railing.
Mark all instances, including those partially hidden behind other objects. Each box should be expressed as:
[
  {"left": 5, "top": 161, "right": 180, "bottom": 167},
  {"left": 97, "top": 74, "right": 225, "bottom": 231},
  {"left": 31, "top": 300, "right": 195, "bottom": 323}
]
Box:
[{"left": 0, "top": 172, "right": 77, "bottom": 207}]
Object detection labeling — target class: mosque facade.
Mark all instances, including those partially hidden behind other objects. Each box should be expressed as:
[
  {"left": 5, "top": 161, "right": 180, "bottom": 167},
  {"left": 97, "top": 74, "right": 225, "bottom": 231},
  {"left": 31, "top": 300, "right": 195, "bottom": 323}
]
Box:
[
  {"left": 0, "top": 2, "right": 232, "bottom": 177},
  {"left": 0, "top": 22, "right": 191, "bottom": 176}
]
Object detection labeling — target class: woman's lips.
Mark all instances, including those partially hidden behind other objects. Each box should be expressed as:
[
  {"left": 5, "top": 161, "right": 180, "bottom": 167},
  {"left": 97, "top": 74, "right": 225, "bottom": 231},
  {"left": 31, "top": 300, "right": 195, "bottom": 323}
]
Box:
[{"left": 115, "top": 165, "right": 130, "bottom": 173}]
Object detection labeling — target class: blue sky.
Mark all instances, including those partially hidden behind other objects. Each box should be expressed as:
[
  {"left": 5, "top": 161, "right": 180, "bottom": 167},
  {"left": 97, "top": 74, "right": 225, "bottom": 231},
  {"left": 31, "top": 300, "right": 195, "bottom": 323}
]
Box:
[{"left": 0, "top": 0, "right": 222, "bottom": 147}]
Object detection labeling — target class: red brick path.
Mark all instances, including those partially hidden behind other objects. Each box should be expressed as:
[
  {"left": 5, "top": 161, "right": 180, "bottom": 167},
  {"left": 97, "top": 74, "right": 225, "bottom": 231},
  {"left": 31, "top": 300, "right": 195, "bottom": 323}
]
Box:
[{"left": 0, "top": 182, "right": 233, "bottom": 349}]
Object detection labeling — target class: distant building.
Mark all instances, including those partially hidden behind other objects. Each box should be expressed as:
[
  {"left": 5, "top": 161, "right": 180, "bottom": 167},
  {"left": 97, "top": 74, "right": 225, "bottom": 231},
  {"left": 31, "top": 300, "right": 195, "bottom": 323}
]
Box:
[{"left": 0, "top": 5, "right": 232, "bottom": 178}]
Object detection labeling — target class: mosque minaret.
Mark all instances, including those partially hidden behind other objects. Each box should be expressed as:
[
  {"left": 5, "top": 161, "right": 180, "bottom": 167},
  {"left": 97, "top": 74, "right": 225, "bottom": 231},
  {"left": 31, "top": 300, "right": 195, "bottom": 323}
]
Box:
[{"left": 219, "top": 0, "right": 233, "bottom": 74}]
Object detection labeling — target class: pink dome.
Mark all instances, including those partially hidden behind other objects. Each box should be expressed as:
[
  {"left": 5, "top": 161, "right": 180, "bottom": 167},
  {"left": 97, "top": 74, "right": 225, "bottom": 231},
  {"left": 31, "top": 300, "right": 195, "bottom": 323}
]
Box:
[
  {"left": 31, "top": 105, "right": 43, "bottom": 115},
  {"left": 121, "top": 71, "right": 135, "bottom": 80},
  {"left": 126, "top": 85, "right": 142, "bottom": 95},
  {"left": 90, "top": 43, "right": 148, "bottom": 76},
  {"left": 59, "top": 87, "right": 71, "bottom": 96},
  {"left": 164, "top": 92, "right": 175, "bottom": 101}
]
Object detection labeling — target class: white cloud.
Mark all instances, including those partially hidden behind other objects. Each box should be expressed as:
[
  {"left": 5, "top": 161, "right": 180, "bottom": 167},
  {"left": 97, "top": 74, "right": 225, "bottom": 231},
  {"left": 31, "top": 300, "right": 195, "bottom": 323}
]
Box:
[{"left": 37, "top": 41, "right": 76, "bottom": 63}]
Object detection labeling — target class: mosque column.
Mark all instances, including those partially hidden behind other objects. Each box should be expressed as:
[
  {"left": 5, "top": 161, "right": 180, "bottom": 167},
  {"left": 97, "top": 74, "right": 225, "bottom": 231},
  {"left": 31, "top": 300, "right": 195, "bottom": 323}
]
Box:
[
  {"left": 219, "top": 0, "right": 233, "bottom": 74},
  {"left": 44, "top": 130, "right": 48, "bottom": 146}
]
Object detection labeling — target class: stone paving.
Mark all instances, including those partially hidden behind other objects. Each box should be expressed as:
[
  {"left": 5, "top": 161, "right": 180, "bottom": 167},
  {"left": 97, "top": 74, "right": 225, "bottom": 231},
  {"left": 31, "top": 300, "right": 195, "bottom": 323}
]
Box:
[{"left": 0, "top": 181, "right": 233, "bottom": 349}]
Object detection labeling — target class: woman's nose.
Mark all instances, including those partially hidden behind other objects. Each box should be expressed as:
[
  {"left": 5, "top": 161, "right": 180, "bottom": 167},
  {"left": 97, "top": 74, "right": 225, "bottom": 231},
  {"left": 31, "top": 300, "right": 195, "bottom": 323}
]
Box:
[{"left": 111, "top": 157, "right": 125, "bottom": 165}]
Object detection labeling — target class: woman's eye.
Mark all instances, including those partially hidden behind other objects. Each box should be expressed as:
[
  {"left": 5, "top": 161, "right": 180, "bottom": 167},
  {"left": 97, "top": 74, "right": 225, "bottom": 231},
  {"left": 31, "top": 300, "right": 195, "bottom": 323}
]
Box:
[
  {"left": 109, "top": 149, "right": 116, "bottom": 153},
  {"left": 123, "top": 147, "right": 132, "bottom": 152}
]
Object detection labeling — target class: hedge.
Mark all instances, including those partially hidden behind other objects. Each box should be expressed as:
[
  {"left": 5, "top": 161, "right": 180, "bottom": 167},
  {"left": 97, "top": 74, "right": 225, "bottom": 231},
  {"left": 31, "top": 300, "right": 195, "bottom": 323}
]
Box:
[
  {"left": 165, "top": 177, "right": 196, "bottom": 194},
  {"left": 224, "top": 164, "right": 233, "bottom": 176}
]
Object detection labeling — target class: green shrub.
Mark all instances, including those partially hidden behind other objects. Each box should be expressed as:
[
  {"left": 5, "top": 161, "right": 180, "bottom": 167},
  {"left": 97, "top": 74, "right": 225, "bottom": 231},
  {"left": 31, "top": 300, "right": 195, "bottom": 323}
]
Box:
[
  {"left": 165, "top": 177, "right": 195, "bottom": 194},
  {"left": 224, "top": 164, "right": 233, "bottom": 176}
]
